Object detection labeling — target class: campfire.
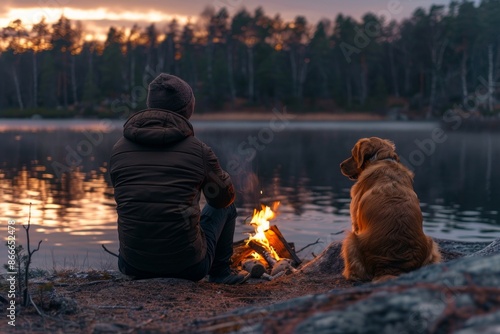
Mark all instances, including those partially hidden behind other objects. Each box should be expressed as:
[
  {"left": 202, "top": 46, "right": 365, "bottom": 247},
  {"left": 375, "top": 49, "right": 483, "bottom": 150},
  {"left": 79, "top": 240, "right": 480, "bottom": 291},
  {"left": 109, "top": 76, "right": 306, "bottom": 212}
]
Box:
[{"left": 231, "top": 202, "right": 301, "bottom": 280}]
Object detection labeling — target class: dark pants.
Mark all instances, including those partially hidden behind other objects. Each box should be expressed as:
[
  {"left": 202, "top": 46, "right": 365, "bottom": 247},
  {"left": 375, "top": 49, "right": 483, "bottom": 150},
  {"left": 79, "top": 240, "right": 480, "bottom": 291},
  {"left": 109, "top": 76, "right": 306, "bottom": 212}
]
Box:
[{"left": 118, "top": 203, "right": 237, "bottom": 281}]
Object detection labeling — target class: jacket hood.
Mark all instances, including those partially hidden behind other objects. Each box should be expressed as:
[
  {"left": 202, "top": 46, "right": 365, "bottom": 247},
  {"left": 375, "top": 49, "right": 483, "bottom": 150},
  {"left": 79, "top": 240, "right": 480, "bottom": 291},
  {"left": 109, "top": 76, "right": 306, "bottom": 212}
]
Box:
[{"left": 123, "top": 108, "right": 194, "bottom": 146}]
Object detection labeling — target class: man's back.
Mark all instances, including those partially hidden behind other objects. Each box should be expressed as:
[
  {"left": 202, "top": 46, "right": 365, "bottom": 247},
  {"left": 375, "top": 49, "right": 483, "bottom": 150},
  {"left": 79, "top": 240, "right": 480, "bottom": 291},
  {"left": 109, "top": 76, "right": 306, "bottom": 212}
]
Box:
[
  {"left": 109, "top": 73, "right": 246, "bottom": 284},
  {"left": 110, "top": 109, "right": 233, "bottom": 274}
]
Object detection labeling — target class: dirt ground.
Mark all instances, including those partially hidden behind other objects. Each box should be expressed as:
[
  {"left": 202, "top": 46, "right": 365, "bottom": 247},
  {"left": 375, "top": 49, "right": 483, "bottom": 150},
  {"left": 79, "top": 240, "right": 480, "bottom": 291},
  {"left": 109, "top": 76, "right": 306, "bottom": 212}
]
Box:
[
  {"left": 3, "top": 268, "right": 354, "bottom": 333},
  {"left": 2, "top": 240, "right": 470, "bottom": 333}
]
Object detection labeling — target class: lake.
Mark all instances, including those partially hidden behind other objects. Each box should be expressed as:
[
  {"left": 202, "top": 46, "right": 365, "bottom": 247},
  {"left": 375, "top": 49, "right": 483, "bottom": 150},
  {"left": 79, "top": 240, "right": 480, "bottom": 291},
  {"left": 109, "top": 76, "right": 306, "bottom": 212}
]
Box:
[{"left": 1, "top": 119, "right": 499, "bottom": 270}]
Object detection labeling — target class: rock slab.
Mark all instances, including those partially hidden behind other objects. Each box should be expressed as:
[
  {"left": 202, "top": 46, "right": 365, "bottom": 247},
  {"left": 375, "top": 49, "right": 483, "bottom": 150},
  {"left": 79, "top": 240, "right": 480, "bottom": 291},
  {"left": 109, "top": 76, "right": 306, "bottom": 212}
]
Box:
[{"left": 196, "top": 238, "right": 500, "bottom": 334}]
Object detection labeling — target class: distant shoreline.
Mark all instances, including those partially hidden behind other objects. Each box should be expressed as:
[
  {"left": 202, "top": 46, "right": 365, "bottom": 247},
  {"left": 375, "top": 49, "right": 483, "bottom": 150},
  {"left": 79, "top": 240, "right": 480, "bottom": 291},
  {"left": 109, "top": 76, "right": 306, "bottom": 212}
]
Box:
[
  {"left": 0, "top": 117, "right": 442, "bottom": 133},
  {"left": 190, "top": 112, "right": 385, "bottom": 121},
  {"left": 0, "top": 111, "right": 384, "bottom": 121},
  {"left": 1, "top": 113, "right": 499, "bottom": 132}
]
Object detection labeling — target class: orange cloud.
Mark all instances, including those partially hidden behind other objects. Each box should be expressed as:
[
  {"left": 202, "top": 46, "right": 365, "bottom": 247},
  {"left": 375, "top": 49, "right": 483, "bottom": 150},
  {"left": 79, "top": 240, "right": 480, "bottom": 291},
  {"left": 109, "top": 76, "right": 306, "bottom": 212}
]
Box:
[
  {"left": 0, "top": 6, "right": 191, "bottom": 30},
  {"left": 0, "top": 6, "right": 192, "bottom": 42}
]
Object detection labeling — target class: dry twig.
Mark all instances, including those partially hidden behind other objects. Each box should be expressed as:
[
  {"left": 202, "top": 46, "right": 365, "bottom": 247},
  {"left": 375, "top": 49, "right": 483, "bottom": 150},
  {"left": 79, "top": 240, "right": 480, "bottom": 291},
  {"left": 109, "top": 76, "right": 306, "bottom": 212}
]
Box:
[
  {"left": 29, "top": 295, "right": 44, "bottom": 317},
  {"left": 296, "top": 238, "right": 322, "bottom": 254},
  {"left": 22, "top": 203, "right": 43, "bottom": 307},
  {"left": 101, "top": 244, "right": 119, "bottom": 258}
]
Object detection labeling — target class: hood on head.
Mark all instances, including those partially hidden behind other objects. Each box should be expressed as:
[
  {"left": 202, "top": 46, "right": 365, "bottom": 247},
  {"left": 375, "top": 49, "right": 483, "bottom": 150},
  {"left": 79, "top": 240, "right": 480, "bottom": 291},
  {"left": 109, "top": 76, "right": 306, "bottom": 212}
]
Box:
[{"left": 123, "top": 109, "right": 194, "bottom": 146}]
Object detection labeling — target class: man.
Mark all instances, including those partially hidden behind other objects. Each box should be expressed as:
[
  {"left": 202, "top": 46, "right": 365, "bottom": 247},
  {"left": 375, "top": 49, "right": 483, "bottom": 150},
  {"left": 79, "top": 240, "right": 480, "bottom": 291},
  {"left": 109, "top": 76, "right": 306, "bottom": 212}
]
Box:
[{"left": 110, "top": 73, "right": 249, "bottom": 284}]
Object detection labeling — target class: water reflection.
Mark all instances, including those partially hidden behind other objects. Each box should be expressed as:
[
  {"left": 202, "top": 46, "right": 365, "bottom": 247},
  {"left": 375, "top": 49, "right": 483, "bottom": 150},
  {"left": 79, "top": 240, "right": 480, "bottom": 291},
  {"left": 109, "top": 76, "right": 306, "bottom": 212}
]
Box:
[
  {"left": 1, "top": 163, "right": 115, "bottom": 236},
  {"left": 1, "top": 161, "right": 118, "bottom": 269},
  {"left": 1, "top": 120, "right": 499, "bottom": 269}
]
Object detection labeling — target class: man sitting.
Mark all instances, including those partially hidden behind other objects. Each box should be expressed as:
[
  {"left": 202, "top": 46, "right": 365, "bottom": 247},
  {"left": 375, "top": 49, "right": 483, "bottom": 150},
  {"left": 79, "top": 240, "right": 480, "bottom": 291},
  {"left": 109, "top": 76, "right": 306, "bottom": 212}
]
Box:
[{"left": 110, "top": 73, "right": 249, "bottom": 284}]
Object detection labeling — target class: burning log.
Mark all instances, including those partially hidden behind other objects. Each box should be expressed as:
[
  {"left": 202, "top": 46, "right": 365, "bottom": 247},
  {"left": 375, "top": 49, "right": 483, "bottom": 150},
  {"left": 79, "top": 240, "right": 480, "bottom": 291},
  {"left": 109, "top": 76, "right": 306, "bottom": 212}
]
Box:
[
  {"left": 231, "top": 239, "right": 255, "bottom": 267},
  {"left": 231, "top": 203, "right": 303, "bottom": 277},
  {"left": 248, "top": 240, "right": 277, "bottom": 267},
  {"left": 264, "top": 225, "right": 302, "bottom": 266}
]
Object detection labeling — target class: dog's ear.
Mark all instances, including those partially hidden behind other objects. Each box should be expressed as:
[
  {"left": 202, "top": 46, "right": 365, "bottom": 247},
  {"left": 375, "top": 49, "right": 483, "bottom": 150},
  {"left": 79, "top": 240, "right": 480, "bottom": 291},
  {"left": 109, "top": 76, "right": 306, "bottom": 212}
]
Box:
[
  {"left": 378, "top": 139, "right": 400, "bottom": 162},
  {"left": 384, "top": 139, "right": 396, "bottom": 151},
  {"left": 354, "top": 137, "right": 398, "bottom": 168},
  {"left": 353, "top": 138, "right": 372, "bottom": 169}
]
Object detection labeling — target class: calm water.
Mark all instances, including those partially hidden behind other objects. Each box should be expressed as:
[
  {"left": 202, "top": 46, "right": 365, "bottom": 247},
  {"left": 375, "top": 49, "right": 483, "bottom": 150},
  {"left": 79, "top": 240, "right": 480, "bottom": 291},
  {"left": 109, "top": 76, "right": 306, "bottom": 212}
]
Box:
[{"left": 1, "top": 119, "right": 499, "bottom": 270}]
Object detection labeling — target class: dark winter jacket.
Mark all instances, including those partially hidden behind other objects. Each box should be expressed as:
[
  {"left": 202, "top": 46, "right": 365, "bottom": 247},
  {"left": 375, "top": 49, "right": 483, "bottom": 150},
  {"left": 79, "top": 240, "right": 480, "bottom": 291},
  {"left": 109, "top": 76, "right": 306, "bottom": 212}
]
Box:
[{"left": 109, "top": 109, "right": 235, "bottom": 274}]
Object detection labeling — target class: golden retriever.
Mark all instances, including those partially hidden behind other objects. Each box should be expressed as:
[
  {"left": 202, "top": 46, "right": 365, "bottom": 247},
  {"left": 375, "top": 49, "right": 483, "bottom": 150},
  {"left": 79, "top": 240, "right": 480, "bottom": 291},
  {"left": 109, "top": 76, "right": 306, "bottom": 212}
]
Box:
[{"left": 340, "top": 137, "right": 441, "bottom": 282}]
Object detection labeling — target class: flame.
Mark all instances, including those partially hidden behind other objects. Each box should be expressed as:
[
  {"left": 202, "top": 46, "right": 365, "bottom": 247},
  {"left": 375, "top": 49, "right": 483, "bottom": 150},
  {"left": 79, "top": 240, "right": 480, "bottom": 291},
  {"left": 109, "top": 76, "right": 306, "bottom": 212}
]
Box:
[{"left": 246, "top": 202, "right": 280, "bottom": 261}]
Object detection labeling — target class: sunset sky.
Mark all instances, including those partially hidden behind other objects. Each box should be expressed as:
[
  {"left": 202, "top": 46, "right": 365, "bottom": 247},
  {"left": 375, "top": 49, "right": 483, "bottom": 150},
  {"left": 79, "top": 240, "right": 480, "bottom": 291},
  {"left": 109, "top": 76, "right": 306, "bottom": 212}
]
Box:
[{"left": 0, "top": 0, "right": 472, "bottom": 40}]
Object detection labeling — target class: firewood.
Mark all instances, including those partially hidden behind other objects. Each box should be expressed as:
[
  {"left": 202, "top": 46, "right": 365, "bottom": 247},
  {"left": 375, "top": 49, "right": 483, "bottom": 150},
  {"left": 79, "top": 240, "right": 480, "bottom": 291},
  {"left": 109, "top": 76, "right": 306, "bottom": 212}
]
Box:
[
  {"left": 248, "top": 240, "right": 278, "bottom": 267},
  {"left": 264, "top": 225, "right": 302, "bottom": 265},
  {"left": 242, "top": 259, "right": 267, "bottom": 278},
  {"left": 231, "top": 245, "right": 254, "bottom": 268},
  {"left": 261, "top": 273, "right": 273, "bottom": 281},
  {"left": 270, "top": 259, "right": 294, "bottom": 276}
]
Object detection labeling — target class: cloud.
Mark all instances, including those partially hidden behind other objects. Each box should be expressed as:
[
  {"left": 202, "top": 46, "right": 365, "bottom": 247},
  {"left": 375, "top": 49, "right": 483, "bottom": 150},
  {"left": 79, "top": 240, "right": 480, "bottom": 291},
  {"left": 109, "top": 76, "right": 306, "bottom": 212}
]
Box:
[
  {"left": 1, "top": 0, "right": 481, "bottom": 35},
  {"left": 0, "top": 0, "right": 403, "bottom": 28},
  {"left": 0, "top": 7, "right": 191, "bottom": 31},
  {"left": 2, "top": 0, "right": 212, "bottom": 15}
]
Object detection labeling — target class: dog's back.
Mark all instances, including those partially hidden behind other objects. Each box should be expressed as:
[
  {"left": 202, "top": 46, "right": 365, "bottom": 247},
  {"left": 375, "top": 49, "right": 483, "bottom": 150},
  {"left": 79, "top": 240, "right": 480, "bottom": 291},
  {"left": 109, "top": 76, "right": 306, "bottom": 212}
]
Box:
[
  {"left": 340, "top": 137, "right": 441, "bottom": 282},
  {"left": 355, "top": 162, "right": 434, "bottom": 279}
]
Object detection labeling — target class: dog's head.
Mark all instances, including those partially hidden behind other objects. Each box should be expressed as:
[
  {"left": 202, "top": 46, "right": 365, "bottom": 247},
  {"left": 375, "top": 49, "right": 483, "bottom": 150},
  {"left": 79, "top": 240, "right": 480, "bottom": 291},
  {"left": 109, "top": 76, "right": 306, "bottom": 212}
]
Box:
[{"left": 340, "top": 137, "right": 399, "bottom": 180}]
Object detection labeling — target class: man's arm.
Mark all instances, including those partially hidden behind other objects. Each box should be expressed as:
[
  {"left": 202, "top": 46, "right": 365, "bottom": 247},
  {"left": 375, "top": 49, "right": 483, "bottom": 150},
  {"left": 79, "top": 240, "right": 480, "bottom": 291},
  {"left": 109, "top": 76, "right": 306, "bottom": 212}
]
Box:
[{"left": 202, "top": 143, "right": 236, "bottom": 208}]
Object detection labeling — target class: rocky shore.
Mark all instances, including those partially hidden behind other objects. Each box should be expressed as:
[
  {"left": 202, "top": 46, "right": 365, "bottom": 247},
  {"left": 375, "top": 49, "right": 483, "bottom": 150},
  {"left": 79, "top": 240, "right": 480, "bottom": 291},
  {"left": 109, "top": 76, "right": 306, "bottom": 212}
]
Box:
[{"left": 197, "top": 238, "right": 500, "bottom": 333}]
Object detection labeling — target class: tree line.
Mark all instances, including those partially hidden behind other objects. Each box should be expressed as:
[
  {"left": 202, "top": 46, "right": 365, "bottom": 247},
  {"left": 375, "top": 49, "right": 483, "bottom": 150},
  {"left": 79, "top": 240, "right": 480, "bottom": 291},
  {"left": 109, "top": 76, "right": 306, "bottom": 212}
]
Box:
[{"left": 0, "top": 0, "right": 499, "bottom": 118}]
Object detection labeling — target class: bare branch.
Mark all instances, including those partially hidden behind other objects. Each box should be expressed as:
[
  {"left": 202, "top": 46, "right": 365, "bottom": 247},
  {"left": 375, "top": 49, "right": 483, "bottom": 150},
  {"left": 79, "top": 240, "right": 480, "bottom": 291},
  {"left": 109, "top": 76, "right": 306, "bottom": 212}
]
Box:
[
  {"left": 22, "top": 202, "right": 32, "bottom": 232},
  {"left": 33, "top": 240, "right": 42, "bottom": 254},
  {"left": 296, "top": 238, "right": 322, "bottom": 254},
  {"left": 101, "top": 244, "right": 119, "bottom": 258},
  {"left": 22, "top": 202, "right": 43, "bottom": 308}
]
